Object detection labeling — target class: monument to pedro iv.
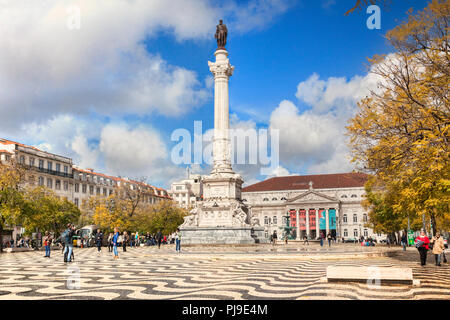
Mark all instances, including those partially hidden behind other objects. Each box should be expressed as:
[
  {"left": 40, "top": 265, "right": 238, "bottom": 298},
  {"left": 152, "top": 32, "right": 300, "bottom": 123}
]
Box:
[{"left": 180, "top": 20, "right": 266, "bottom": 244}]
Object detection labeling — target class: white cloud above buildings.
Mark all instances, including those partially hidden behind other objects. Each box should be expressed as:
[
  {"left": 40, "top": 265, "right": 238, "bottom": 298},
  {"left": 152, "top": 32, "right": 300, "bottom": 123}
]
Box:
[
  {"left": 0, "top": 0, "right": 291, "bottom": 130},
  {"left": 0, "top": 0, "right": 292, "bottom": 187},
  {"left": 1, "top": 0, "right": 388, "bottom": 187},
  {"left": 269, "top": 70, "right": 381, "bottom": 175}
]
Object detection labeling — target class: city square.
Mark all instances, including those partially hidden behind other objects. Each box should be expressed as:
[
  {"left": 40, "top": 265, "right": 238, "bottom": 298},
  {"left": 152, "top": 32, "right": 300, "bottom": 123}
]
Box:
[
  {"left": 0, "top": 0, "right": 448, "bottom": 308},
  {"left": 1, "top": 244, "right": 449, "bottom": 300}
]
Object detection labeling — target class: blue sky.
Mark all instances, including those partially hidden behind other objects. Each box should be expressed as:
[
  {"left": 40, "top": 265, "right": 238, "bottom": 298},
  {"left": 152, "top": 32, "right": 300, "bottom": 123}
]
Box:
[{"left": 0, "top": 0, "right": 429, "bottom": 189}]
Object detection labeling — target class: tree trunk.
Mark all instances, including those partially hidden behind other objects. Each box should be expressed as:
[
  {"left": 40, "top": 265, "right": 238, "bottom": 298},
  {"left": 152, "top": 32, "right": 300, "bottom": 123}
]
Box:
[
  {"left": 431, "top": 212, "right": 437, "bottom": 236},
  {"left": 0, "top": 223, "right": 3, "bottom": 253}
]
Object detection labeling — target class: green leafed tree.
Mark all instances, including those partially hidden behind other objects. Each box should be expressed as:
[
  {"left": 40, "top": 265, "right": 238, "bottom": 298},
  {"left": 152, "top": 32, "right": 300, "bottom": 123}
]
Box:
[{"left": 22, "top": 186, "right": 81, "bottom": 238}]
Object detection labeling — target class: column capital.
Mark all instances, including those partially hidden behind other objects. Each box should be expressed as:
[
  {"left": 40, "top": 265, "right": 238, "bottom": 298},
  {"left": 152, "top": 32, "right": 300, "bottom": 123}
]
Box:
[{"left": 208, "top": 59, "right": 234, "bottom": 78}]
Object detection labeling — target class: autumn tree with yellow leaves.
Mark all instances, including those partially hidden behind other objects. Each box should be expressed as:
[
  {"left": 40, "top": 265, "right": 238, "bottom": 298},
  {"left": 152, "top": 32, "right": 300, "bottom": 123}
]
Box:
[
  {"left": 0, "top": 161, "right": 26, "bottom": 251},
  {"left": 347, "top": 0, "right": 449, "bottom": 235},
  {"left": 89, "top": 193, "right": 187, "bottom": 234}
]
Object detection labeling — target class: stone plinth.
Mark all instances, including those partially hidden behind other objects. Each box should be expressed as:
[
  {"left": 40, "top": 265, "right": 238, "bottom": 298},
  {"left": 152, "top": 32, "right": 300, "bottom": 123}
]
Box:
[
  {"left": 202, "top": 173, "right": 243, "bottom": 207},
  {"left": 326, "top": 266, "right": 417, "bottom": 285},
  {"left": 181, "top": 226, "right": 266, "bottom": 244}
]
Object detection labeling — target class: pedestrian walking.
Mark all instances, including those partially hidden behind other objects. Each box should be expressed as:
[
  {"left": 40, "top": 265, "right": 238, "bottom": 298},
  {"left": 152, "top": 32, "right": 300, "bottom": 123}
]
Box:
[
  {"left": 43, "top": 231, "right": 52, "bottom": 258},
  {"left": 122, "top": 231, "right": 129, "bottom": 252},
  {"left": 175, "top": 228, "right": 181, "bottom": 252},
  {"left": 303, "top": 235, "right": 309, "bottom": 245},
  {"left": 401, "top": 231, "right": 407, "bottom": 251},
  {"left": 320, "top": 232, "right": 325, "bottom": 247},
  {"left": 156, "top": 230, "right": 163, "bottom": 249},
  {"left": 415, "top": 230, "right": 430, "bottom": 266},
  {"left": 327, "top": 232, "right": 332, "bottom": 247},
  {"left": 146, "top": 232, "right": 151, "bottom": 246},
  {"left": 112, "top": 227, "right": 120, "bottom": 259},
  {"left": 96, "top": 229, "right": 103, "bottom": 253},
  {"left": 135, "top": 232, "right": 139, "bottom": 247},
  {"left": 430, "top": 232, "right": 445, "bottom": 266},
  {"left": 62, "top": 224, "right": 75, "bottom": 263},
  {"left": 107, "top": 233, "right": 113, "bottom": 252}
]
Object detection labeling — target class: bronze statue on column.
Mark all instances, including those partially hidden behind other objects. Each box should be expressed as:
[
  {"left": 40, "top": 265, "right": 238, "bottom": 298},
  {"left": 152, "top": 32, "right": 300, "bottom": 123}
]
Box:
[{"left": 215, "top": 20, "right": 227, "bottom": 49}]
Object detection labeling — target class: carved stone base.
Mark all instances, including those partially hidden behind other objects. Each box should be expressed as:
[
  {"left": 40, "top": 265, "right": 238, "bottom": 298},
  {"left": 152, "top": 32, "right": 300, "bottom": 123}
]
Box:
[{"left": 180, "top": 226, "right": 267, "bottom": 244}]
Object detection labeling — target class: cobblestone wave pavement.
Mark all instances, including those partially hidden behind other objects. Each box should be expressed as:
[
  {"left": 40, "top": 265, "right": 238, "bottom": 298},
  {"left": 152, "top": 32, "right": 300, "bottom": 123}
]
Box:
[{"left": 0, "top": 244, "right": 448, "bottom": 300}]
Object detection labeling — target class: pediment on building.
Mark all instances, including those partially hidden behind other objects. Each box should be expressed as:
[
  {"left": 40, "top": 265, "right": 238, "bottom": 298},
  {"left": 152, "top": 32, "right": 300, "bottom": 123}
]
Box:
[{"left": 286, "top": 190, "right": 338, "bottom": 204}]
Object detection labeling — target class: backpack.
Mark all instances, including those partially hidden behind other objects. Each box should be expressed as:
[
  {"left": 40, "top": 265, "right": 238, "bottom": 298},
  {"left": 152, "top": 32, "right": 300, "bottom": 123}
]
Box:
[
  {"left": 415, "top": 240, "right": 424, "bottom": 248},
  {"left": 61, "top": 229, "right": 70, "bottom": 244}
]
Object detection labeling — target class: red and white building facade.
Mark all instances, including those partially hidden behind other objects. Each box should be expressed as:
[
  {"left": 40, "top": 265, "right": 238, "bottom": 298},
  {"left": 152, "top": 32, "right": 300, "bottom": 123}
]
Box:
[{"left": 242, "top": 173, "right": 385, "bottom": 242}]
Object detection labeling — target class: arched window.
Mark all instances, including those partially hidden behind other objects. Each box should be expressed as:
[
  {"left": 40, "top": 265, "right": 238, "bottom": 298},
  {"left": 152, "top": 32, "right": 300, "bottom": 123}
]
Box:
[
  {"left": 263, "top": 198, "right": 269, "bottom": 202},
  {"left": 353, "top": 214, "right": 358, "bottom": 223},
  {"left": 344, "top": 229, "right": 348, "bottom": 237},
  {"left": 364, "top": 229, "right": 368, "bottom": 237},
  {"left": 281, "top": 197, "right": 287, "bottom": 200},
  {"left": 353, "top": 229, "right": 358, "bottom": 237},
  {"left": 351, "top": 194, "right": 357, "bottom": 198},
  {"left": 343, "top": 214, "right": 347, "bottom": 223},
  {"left": 341, "top": 195, "right": 348, "bottom": 198},
  {"left": 363, "top": 214, "right": 368, "bottom": 222},
  {"left": 272, "top": 197, "right": 277, "bottom": 201}
]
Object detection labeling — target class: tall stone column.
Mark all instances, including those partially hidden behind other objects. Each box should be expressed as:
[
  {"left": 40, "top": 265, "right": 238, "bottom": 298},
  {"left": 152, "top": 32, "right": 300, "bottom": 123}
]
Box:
[
  {"left": 306, "top": 209, "right": 310, "bottom": 239},
  {"left": 208, "top": 49, "right": 234, "bottom": 175},
  {"left": 326, "top": 209, "right": 330, "bottom": 236},
  {"left": 315, "top": 209, "right": 319, "bottom": 239},
  {"left": 296, "top": 209, "right": 300, "bottom": 240}
]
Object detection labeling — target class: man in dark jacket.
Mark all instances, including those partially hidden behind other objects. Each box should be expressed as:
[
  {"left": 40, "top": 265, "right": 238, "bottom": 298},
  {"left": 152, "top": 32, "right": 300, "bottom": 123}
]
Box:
[
  {"left": 96, "top": 229, "right": 103, "bottom": 253},
  {"left": 62, "top": 224, "right": 75, "bottom": 262}
]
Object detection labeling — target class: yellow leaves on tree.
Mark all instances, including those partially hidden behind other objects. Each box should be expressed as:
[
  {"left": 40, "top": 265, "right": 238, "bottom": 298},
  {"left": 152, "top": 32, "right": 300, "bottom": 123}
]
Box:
[
  {"left": 347, "top": 0, "right": 449, "bottom": 232},
  {"left": 90, "top": 191, "right": 188, "bottom": 234}
]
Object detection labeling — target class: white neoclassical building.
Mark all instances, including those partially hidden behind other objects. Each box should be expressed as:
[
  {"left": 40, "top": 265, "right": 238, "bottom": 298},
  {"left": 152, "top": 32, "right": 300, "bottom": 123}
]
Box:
[
  {"left": 242, "top": 172, "right": 385, "bottom": 242},
  {"left": 168, "top": 171, "right": 203, "bottom": 209}
]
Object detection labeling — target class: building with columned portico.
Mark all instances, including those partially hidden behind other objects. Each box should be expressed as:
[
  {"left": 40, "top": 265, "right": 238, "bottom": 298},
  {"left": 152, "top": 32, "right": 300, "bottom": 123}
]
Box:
[{"left": 242, "top": 172, "right": 386, "bottom": 242}]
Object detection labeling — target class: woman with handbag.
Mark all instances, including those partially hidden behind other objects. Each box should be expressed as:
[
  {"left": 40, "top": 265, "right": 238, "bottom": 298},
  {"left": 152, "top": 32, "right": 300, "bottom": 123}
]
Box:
[
  {"left": 415, "top": 230, "right": 430, "bottom": 266},
  {"left": 430, "top": 232, "right": 445, "bottom": 266}
]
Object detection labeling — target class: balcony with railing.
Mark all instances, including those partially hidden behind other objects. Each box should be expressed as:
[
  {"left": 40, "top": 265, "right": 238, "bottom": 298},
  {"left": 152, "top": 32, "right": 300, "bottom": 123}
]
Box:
[{"left": 23, "top": 164, "right": 74, "bottom": 178}]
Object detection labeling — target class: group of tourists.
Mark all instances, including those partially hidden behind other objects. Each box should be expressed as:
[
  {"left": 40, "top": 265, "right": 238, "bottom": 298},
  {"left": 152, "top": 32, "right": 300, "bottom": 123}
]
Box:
[
  {"left": 31, "top": 223, "right": 183, "bottom": 262},
  {"left": 414, "top": 230, "right": 447, "bottom": 266},
  {"left": 107, "top": 228, "right": 182, "bottom": 259},
  {"left": 359, "top": 235, "right": 376, "bottom": 247}
]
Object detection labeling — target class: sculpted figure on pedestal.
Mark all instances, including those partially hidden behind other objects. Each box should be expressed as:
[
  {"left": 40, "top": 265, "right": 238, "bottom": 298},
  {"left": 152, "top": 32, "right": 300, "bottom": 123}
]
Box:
[
  {"left": 250, "top": 212, "right": 261, "bottom": 227},
  {"left": 181, "top": 207, "right": 199, "bottom": 227},
  {"left": 232, "top": 202, "right": 249, "bottom": 226}
]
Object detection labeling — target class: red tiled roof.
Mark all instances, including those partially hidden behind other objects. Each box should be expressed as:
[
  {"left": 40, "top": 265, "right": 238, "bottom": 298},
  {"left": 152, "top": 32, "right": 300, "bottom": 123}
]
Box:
[
  {"left": 242, "top": 172, "right": 369, "bottom": 192},
  {"left": 0, "top": 149, "right": 13, "bottom": 154},
  {"left": 0, "top": 138, "right": 41, "bottom": 152}
]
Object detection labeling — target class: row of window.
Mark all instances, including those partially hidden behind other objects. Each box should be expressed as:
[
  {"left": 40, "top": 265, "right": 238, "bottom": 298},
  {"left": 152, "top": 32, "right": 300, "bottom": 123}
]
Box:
[
  {"left": 264, "top": 216, "right": 278, "bottom": 225},
  {"left": 19, "top": 155, "right": 69, "bottom": 174},
  {"left": 260, "top": 194, "right": 365, "bottom": 201},
  {"left": 74, "top": 183, "right": 112, "bottom": 196},
  {"left": 343, "top": 229, "right": 369, "bottom": 237},
  {"left": 262, "top": 197, "right": 287, "bottom": 202},
  {"left": 35, "top": 176, "right": 69, "bottom": 191},
  {"left": 74, "top": 172, "right": 114, "bottom": 186},
  {"left": 342, "top": 213, "right": 368, "bottom": 223}
]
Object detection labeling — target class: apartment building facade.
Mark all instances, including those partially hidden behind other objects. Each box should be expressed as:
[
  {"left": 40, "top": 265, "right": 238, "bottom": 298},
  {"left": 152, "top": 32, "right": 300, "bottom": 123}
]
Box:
[{"left": 0, "top": 138, "right": 170, "bottom": 242}]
